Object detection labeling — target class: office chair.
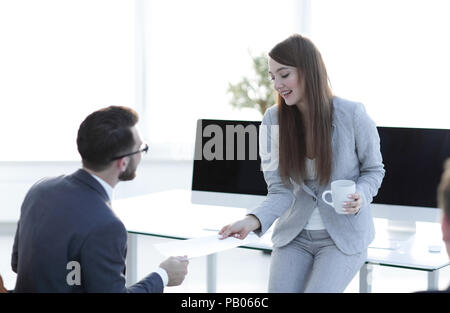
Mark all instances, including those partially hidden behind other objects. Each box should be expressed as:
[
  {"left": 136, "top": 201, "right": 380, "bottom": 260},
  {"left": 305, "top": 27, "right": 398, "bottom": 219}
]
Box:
[{"left": 0, "top": 274, "right": 8, "bottom": 293}]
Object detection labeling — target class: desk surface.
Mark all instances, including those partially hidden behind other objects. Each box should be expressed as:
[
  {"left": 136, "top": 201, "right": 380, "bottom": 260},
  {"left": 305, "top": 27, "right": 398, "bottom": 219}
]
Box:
[{"left": 113, "top": 189, "right": 449, "bottom": 271}]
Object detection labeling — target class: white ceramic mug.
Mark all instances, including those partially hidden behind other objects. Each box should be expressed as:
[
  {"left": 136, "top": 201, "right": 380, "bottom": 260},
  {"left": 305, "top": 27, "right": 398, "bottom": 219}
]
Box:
[{"left": 321, "top": 180, "right": 356, "bottom": 214}]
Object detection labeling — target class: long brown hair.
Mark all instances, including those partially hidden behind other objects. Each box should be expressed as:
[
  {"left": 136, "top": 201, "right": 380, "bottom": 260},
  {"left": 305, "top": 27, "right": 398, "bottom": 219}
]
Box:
[{"left": 269, "top": 34, "right": 333, "bottom": 186}]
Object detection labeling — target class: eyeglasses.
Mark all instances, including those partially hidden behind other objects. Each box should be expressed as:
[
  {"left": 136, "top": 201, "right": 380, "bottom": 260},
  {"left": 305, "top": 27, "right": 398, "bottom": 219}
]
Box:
[{"left": 111, "top": 143, "right": 149, "bottom": 161}]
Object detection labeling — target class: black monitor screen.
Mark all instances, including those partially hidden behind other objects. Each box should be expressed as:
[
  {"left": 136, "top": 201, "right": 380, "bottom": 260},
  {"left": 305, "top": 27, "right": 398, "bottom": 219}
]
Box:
[
  {"left": 373, "top": 126, "right": 450, "bottom": 208},
  {"left": 192, "top": 119, "right": 267, "bottom": 196}
]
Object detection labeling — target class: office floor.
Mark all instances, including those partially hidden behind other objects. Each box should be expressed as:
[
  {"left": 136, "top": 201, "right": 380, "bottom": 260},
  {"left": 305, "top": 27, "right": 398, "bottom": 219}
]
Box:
[{"left": 2, "top": 230, "right": 449, "bottom": 293}]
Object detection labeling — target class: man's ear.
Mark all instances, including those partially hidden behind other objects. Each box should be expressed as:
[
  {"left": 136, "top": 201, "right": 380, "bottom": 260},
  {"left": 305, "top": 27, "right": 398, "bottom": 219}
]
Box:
[
  {"left": 442, "top": 212, "right": 450, "bottom": 242},
  {"left": 115, "top": 157, "right": 128, "bottom": 172}
]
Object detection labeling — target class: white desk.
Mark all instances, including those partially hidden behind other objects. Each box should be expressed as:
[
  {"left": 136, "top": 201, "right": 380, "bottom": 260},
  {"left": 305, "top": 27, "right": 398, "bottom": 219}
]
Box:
[
  {"left": 361, "top": 219, "right": 449, "bottom": 292},
  {"left": 113, "top": 189, "right": 272, "bottom": 293},
  {"left": 113, "top": 189, "right": 449, "bottom": 293}
]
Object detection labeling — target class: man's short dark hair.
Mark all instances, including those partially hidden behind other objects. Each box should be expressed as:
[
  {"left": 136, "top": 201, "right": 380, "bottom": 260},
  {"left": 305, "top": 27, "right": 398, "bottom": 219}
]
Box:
[
  {"left": 438, "top": 158, "right": 450, "bottom": 218},
  {"left": 77, "top": 106, "right": 139, "bottom": 171}
]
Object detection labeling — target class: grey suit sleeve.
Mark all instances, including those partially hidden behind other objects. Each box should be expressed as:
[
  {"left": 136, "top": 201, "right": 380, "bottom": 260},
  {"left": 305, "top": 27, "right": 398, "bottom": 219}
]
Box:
[
  {"left": 80, "top": 220, "right": 164, "bottom": 293},
  {"left": 250, "top": 108, "right": 296, "bottom": 236},
  {"left": 353, "top": 103, "right": 385, "bottom": 207}
]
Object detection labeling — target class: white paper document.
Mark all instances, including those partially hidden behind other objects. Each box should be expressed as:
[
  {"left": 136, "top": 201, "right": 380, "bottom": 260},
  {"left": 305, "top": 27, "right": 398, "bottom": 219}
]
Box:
[{"left": 154, "top": 233, "right": 260, "bottom": 259}]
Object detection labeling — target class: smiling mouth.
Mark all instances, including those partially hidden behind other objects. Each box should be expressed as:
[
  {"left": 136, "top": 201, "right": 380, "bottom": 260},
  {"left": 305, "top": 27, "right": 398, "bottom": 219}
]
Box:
[{"left": 280, "top": 90, "right": 292, "bottom": 97}]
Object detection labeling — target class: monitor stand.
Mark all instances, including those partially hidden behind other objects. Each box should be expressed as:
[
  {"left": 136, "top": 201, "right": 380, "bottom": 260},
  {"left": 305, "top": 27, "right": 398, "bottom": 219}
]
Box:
[{"left": 386, "top": 219, "right": 416, "bottom": 241}]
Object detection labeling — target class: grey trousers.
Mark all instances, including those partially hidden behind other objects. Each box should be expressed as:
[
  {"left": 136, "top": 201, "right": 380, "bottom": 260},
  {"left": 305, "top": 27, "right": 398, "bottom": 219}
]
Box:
[{"left": 268, "top": 229, "right": 367, "bottom": 293}]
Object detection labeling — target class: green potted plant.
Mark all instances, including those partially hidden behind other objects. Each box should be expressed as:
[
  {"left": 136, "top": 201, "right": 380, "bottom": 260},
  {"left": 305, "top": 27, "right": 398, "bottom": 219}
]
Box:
[{"left": 227, "top": 53, "right": 276, "bottom": 116}]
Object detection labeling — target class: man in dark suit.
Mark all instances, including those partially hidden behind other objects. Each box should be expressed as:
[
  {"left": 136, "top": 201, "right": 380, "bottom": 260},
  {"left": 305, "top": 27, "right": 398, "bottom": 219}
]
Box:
[
  {"left": 11, "top": 106, "right": 189, "bottom": 292},
  {"left": 437, "top": 158, "right": 450, "bottom": 292},
  {"left": 418, "top": 158, "right": 450, "bottom": 293}
]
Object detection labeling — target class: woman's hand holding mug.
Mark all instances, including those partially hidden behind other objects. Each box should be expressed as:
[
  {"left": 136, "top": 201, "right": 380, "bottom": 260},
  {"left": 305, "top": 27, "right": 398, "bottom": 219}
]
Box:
[{"left": 322, "top": 180, "right": 361, "bottom": 214}]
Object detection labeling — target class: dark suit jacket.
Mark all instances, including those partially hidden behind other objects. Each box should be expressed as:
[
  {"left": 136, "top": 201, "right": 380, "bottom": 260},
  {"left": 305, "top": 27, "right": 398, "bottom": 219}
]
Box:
[{"left": 11, "top": 169, "right": 163, "bottom": 293}]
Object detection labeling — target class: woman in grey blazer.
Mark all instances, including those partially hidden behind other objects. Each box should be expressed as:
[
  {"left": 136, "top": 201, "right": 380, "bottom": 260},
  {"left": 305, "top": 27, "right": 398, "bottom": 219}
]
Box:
[{"left": 219, "top": 34, "right": 385, "bottom": 293}]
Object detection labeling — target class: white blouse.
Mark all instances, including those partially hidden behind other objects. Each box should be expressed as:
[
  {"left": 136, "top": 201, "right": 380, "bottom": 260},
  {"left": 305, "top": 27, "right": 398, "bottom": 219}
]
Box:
[{"left": 304, "top": 158, "right": 326, "bottom": 230}]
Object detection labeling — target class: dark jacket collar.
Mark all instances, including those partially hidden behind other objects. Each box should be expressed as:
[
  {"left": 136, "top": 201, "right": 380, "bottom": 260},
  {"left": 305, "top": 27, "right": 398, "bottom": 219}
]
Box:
[{"left": 71, "top": 168, "right": 110, "bottom": 203}]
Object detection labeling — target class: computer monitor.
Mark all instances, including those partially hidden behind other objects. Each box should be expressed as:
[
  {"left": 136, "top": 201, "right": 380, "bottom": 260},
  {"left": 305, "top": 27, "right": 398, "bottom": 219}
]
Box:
[
  {"left": 372, "top": 126, "right": 450, "bottom": 230},
  {"left": 373, "top": 126, "right": 450, "bottom": 209},
  {"left": 191, "top": 119, "right": 266, "bottom": 208}
]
